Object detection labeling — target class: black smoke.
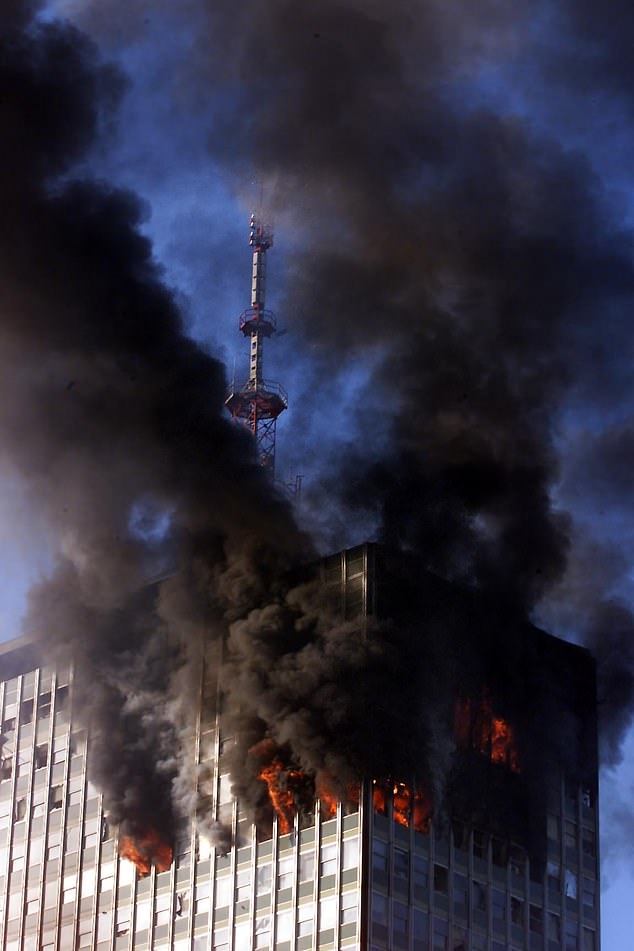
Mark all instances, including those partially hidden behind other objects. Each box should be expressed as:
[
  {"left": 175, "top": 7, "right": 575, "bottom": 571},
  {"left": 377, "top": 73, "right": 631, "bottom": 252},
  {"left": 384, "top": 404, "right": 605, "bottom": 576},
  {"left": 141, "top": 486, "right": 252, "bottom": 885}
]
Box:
[
  {"left": 0, "top": 6, "right": 307, "bottom": 848},
  {"left": 4, "top": 0, "right": 634, "bottom": 863}
]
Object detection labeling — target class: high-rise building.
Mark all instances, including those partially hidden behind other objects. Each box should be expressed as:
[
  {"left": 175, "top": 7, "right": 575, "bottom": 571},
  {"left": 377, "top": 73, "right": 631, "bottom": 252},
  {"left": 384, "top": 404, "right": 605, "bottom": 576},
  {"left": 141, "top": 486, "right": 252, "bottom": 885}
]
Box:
[{"left": 0, "top": 544, "right": 600, "bottom": 951}]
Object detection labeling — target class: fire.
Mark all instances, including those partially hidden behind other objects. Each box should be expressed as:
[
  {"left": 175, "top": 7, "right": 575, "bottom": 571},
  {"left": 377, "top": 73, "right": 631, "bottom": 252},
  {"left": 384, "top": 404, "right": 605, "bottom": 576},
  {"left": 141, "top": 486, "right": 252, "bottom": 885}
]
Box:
[
  {"left": 372, "top": 779, "right": 388, "bottom": 815},
  {"left": 252, "top": 740, "right": 305, "bottom": 834},
  {"left": 372, "top": 779, "right": 432, "bottom": 832},
  {"left": 119, "top": 827, "right": 172, "bottom": 877},
  {"left": 315, "top": 772, "right": 338, "bottom": 819},
  {"left": 392, "top": 782, "right": 411, "bottom": 828},
  {"left": 454, "top": 691, "right": 520, "bottom": 773}
]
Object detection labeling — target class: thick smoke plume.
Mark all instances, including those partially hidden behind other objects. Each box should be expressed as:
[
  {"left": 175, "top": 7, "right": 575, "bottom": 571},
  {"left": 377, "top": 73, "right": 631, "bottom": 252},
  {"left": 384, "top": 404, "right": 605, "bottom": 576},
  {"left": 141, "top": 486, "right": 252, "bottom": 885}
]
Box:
[
  {"left": 3, "top": 0, "right": 634, "bottom": 862},
  {"left": 0, "top": 5, "right": 307, "bottom": 848}
]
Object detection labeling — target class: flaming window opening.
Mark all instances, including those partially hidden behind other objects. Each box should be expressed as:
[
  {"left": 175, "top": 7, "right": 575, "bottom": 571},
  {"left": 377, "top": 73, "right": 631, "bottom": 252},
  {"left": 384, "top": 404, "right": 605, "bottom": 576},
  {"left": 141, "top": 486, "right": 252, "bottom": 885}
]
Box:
[
  {"left": 119, "top": 827, "right": 173, "bottom": 878},
  {"left": 454, "top": 691, "right": 520, "bottom": 773},
  {"left": 372, "top": 778, "right": 432, "bottom": 832}
]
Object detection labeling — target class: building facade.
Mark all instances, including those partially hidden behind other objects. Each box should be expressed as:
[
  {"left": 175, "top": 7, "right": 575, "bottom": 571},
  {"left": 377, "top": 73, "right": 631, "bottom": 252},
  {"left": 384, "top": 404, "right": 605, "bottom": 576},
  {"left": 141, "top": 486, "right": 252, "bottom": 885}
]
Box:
[{"left": 0, "top": 545, "right": 600, "bottom": 950}]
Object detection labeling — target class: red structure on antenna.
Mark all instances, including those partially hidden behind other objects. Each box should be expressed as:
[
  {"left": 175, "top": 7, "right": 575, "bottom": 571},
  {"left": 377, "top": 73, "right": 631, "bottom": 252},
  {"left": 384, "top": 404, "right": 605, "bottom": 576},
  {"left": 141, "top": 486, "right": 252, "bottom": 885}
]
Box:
[{"left": 225, "top": 214, "right": 288, "bottom": 475}]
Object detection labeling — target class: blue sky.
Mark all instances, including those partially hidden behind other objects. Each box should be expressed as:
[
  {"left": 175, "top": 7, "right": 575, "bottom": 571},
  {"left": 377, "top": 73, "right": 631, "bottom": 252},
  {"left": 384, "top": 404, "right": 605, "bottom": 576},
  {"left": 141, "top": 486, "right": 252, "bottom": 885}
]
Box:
[{"left": 2, "top": 2, "right": 633, "bottom": 946}]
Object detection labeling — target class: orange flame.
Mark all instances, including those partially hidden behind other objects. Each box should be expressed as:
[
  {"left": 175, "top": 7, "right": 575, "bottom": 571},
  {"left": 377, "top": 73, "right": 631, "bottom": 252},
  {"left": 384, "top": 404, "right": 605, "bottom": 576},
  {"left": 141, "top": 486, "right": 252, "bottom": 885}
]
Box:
[
  {"left": 315, "top": 772, "right": 338, "bottom": 819},
  {"left": 252, "top": 740, "right": 304, "bottom": 834},
  {"left": 454, "top": 692, "right": 520, "bottom": 773},
  {"left": 392, "top": 782, "right": 411, "bottom": 828},
  {"left": 119, "top": 827, "right": 172, "bottom": 877},
  {"left": 372, "top": 779, "right": 388, "bottom": 815}
]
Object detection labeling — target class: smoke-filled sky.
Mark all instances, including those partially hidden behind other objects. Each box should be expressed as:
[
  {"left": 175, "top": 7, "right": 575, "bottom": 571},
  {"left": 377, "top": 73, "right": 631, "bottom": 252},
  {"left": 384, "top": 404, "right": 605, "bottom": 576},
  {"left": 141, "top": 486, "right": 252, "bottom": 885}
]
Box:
[{"left": 2, "top": 0, "right": 634, "bottom": 944}]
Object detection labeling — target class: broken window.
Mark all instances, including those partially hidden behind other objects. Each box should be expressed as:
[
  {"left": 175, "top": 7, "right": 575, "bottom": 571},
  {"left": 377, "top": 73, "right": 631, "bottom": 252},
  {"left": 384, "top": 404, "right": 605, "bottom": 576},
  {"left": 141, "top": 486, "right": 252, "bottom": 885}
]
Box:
[
  {"left": 256, "top": 863, "right": 272, "bottom": 894},
  {"left": 472, "top": 829, "right": 488, "bottom": 859},
  {"left": 49, "top": 786, "right": 63, "bottom": 810},
  {"left": 35, "top": 745, "right": 48, "bottom": 769},
  {"left": 547, "top": 861, "right": 561, "bottom": 892},
  {"left": 582, "top": 827, "right": 596, "bottom": 857},
  {"left": 38, "top": 692, "right": 51, "bottom": 719},
  {"left": 509, "top": 843, "right": 526, "bottom": 876},
  {"left": 434, "top": 864, "right": 449, "bottom": 895},
  {"left": 2, "top": 716, "right": 16, "bottom": 734},
  {"left": 581, "top": 787, "right": 593, "bottom": 809},
  {"left": 393, "top": 848, "right": 409, "bottom": 882},
  {"left": 20, "top": 699, "right": 34, "bottom": 725},
  {"left": 54, "top": 685, "right": 70, "bottom": 717},
  {"left": 548, "top": 913, "right": 561, "bottom": 941},
  {"left": 1, "top": 756, "right": 13, "bottom": 781},
  {"left": 472, "top": 881, "right": 487, "bottom": 912},
  {"left": 491, "top": 836, "right": 507, "bottom": 866},
  {"left": 14, "top": 798, "right": 26, "bottom": 821},
  {"left": 529, "top": 904, "right": 543, "bottom": 935},
  {"left": 511, "top": 896, "right": 524, "bottom": 926},
  {"left": 565, "top": 869, "right": 578, "bottom": 899}
]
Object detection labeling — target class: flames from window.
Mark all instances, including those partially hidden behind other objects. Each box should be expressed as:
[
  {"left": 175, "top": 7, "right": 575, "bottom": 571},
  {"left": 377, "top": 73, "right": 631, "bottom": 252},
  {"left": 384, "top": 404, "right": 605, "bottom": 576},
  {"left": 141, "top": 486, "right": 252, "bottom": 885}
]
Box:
[
  {"left": 119, "top": 826, "right": 173, "bottom": 877},
  {"left": 454, "top": 691, "right": 520, "bottom": 773},
  {"left": 252, "top": 740, "right": 361, "bottom": 832},
  {"left": 372, "top": 779, "right": 432, "bottom": 833}
]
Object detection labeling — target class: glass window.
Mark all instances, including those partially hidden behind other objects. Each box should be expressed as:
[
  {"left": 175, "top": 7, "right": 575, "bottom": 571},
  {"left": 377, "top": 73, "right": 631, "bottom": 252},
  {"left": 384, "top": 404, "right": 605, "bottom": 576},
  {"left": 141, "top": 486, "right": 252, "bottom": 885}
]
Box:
[
  {"left": 582, "top": 828, "right": 596, "bottom": 857},
  {"left": 278, "top": 855, "right": 294, "bottom": 889},
  {"left": 393, "top": 901, "right": 408, "bottom": 935},
  {"left": 341, "top": 890, "right": 357, "bottom": 924},
  {"left": 547, "top": 814, "right": 560, "bottom": 840},
  {"left": 582, "top": 881, "right": 595, "bottom": 910},
  {"left": 372, "top": 838, "right": 388, "bottom": 877},
  {"left": 342, "top": 837, "right": 358, "bottom": 869},
  {"left": 372, "top": 893, "right": 388, "bottom": 926},
  {"left": 565, "top": 919, "right": 578, "bottom": 951},
  {"left": 511, "top": 896, "right": 524, "bottom": 926},
  {"left": 491, "top": 888, "right": 506, "bottom": 921},
  {"left": 432, "top": 916, "right": 448, "bottom": 951},
  {"left": 215, "top": 875, "right": 231, "bottom": 907},
  {"left": 277, "top": 910, "right": 293, "bottom": 941},
  {"left": 583, "top": 928, "right": 596, "bottom": 951},
  {"left": 548, "top": 913, "right": 561, "bottom": 941},
  {"left": 453, "top": 872, "right": 467, "bottom": 907},
  {"left": 299, "top": 852, "right": 314, "bottom": 881},
  {"left": 414, "top": 855, "right": 429, "bottom": 891},
  {"left": 320, "top": 843, "right": 337, "bottom": 877},
  {"left": 256, "top": 863, "right": 272, "bottom": 894},
  {"left": 565, "top": 820, "right": 577, "bottom": 849},
  {"left": 319, "top": 896, "right": 336, "bottom": 930},
  {"left": 547, "top": 861, "right": 561, "bottom": 891}
]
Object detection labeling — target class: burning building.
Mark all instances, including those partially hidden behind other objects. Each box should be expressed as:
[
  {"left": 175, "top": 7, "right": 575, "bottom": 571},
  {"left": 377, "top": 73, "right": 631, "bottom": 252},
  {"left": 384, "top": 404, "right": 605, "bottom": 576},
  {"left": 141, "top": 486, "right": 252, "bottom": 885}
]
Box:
[{"left": 0, "top": 543, "right": 600, "bottom": 950}]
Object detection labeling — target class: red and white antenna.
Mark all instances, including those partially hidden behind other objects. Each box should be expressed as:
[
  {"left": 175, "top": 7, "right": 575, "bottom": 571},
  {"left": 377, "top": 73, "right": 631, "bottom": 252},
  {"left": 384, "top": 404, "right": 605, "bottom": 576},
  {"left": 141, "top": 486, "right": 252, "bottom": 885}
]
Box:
[{"left": 225, "top": 213, "right": 287, "bottom": 476}]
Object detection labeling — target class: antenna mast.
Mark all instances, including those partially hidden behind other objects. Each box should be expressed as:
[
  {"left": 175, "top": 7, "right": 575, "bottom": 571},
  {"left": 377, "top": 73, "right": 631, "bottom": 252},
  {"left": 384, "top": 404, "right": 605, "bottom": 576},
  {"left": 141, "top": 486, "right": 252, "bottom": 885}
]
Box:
[{"left": 225, "top": 214, "right": 287, "bottom": 475}]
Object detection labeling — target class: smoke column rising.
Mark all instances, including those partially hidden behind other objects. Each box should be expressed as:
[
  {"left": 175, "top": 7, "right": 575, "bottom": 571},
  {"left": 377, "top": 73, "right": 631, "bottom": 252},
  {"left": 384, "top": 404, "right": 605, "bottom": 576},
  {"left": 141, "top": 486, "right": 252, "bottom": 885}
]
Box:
[{"left": 3, "top": 0, "right": 634, "bottom": 862}]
